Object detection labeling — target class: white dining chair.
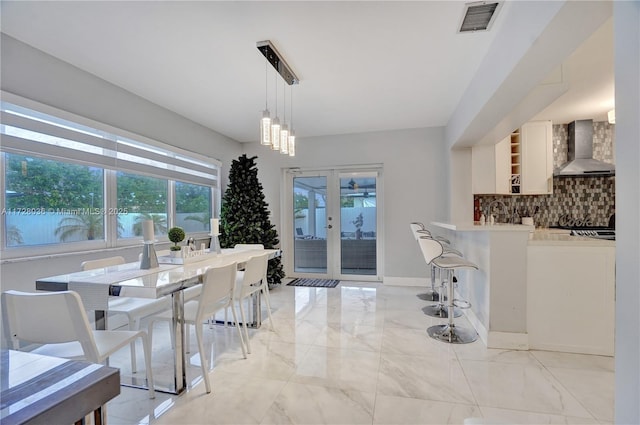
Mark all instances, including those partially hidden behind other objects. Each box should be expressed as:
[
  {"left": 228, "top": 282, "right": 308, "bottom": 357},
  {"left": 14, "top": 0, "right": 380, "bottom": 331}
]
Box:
[
  {"left": 81, "top": 256, "right": 170, "bottom": 373},
  {"left": 2, "top": 290, "right": 155, "bottom": 398},
  {"left": 147, "top": 261, "right": 246, "bottom": 394},
  {"left": 235, "top": 252, "right": 274, "bottom": 354}
]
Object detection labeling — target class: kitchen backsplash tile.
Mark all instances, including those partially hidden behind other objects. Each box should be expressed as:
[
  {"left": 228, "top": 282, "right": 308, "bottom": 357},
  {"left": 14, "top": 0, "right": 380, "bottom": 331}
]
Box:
[{"left": 475, "top": 121, "right": 615, "bottom": 228}]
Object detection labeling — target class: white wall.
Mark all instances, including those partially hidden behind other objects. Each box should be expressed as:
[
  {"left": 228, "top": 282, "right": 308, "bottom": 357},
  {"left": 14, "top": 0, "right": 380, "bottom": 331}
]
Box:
[
  {"left": 0, "top": 34, "right": 243, "bottom": 292},
  {"left": 614, "top": 1, "right": 640, "bottom": 423},
  {"left": 243, "top": 127, "right": 449, "bottom": 282}
]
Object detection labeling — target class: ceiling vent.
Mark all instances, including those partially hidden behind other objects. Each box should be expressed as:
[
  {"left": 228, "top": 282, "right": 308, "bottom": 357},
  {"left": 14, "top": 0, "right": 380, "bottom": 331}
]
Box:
[{"left": 459, "top": 1, "right": 502, "bottom": 33}]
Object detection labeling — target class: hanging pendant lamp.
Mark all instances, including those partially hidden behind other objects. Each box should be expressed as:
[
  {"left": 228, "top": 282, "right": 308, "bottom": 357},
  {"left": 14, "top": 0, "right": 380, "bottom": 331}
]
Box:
[
  {"left": 257, "top": 40, "right": 299, "bottom": 156},
  {"left": 260, "top": 61, "right": 271, "bottom": 146}
]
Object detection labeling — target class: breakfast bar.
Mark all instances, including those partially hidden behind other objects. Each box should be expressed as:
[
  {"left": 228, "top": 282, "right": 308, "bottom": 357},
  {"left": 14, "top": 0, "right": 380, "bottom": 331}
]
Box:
[
  {"left": 431, "top": 222, "right": 534, "bottom": 350},
  {"left": 431, "top": 222, "right": 615, "bottom": 355}
]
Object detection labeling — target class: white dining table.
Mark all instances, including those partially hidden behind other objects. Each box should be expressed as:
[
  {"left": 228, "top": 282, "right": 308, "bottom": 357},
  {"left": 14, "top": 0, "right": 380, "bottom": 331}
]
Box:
[{"left": 35, "top": 247, "right": 279, "bottom": 395}]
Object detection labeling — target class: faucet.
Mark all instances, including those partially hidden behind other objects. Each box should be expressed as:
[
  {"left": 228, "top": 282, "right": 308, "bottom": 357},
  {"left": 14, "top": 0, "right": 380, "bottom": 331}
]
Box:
[{"left": 486, "top": 200, "right": 510, "bottom": 224}]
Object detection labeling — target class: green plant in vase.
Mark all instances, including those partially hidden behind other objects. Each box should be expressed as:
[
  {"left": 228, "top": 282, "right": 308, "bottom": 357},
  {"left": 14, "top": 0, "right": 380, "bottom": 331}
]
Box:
[{"left": 168, "top": 226, "right": 186, "bottom": 255}]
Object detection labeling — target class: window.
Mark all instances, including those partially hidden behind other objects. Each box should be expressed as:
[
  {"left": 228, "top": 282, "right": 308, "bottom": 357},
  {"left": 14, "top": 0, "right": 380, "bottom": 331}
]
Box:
[
  {"left": 175, "top": 181, "right": 212, "bottom": 233},
  {"left": 117, "top": 172, "right": 168, "bottom": 239},
  {"left": 4, "top": 154, "right": 105, "bottom": 246},
  {"left": 0, "top": 94, "right": 220, "bottom": 257}
]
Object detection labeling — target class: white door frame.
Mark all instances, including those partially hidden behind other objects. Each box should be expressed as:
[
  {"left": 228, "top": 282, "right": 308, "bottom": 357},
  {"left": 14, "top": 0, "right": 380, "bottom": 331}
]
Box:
[{"left": 282, "top": 165, "right": 383, "bottom": 281}]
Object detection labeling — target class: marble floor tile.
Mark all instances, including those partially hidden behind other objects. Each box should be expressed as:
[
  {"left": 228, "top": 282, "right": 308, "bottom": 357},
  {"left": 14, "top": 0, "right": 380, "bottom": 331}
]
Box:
[
  {"left": 531, "top": 350, "right": 615, "bottom": 372},
  {"left": 382, "top": 307, "right": 445, "bottom": 330},
  {"left": 312, "top": 321, "right": 384, "bottom": 352},
  {"left": 381, "top": 326, "right": 458, "bottom": 358},
  {"left": 260, "top": 381, "right": 375, "bottom": 424},
  {"left": 290, "top": 346, "right": 381, "bottom": 392},
  {"left": 545, "top": 367, "right": 614, "bottom": 422},
  {"left": 454, "top": 343, "right": 543, "bottom": 365},
  {"left": 479, "top": 406, "right": 599, "bottom": 424},
  {"left": 377, "top": 353, "right": 476, "bottom": 404},
  {"left": 213, "top": 339, "right": 311, "bottom": 381},
  {"left": 460, "top": 360, "right": 593, "bottom": 418},
  {"left": 253, "top": 316, "right": 326, "bottom": 345},
  {"left": 373, "top": 395, "right": 481, "bottom": 424},
  {"left": 153, "top": 371, "right": 287, "bottom": 424}
]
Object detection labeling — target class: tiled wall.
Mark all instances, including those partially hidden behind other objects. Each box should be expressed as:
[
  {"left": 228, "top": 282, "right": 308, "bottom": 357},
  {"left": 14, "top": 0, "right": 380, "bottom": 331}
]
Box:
[{"left": 475, "top": 121, "right": 615, "bottom": 227}]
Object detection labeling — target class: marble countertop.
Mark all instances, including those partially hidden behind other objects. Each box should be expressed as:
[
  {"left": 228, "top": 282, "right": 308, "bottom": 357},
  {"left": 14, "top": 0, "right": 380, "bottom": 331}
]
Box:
[
  {"left": 431, "top": 221, "right": 534, "bottom": 232},
  {"left": 529, "top": 230, "right": 616, "bottom": 247}
]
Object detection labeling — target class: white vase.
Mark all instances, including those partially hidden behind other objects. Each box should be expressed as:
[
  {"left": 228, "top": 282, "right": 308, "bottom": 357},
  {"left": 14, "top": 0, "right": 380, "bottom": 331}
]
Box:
[{"left": 170, "top": 250, "right": 181, "bottom": 258}]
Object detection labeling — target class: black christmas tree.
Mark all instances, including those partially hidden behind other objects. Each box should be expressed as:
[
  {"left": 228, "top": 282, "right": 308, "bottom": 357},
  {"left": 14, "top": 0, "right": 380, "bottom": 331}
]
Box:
[{"left": 219, "top": 154, "right": 285, "bottom": 285}]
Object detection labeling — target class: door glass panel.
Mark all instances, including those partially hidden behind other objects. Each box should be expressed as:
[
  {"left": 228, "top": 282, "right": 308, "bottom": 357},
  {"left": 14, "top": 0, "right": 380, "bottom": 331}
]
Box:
[
  {"left": 293, "top": 176, "right": 327, "bottom": 273},
  {"left": 340, "top": 175, "right": 377, "bottom": 275}
]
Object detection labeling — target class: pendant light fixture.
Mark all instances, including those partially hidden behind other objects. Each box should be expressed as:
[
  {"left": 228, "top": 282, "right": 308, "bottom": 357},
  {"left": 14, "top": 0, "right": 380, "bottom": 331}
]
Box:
[
  {"left": 271, "top": 70, "right": 281, "bottom": 151},
  {"left": 260, "top": 60, "right": 271, "bottom": 146},
  {"left": 280, "top": 82, "right": 289, "bottom": 155},
  {"left": 257, "top": 40, "right": 299, "bottom": 156},
  {"left": 288, "top": 84, "right": 296, "bottom": 156}
]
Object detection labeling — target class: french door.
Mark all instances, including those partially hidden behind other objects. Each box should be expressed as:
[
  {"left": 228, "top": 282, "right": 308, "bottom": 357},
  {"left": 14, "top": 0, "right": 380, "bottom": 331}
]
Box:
[{"left": 283, "top": 167, "right": 382, "bottom": 281}]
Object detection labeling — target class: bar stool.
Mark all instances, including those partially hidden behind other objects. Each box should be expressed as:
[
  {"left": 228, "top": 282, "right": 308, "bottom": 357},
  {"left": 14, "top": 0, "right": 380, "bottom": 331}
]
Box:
[
  {"left": 417, "top": 236, "right": 479, "bottom": 344},
  {"left": 410, "top": 222, "right": 461, "bottom": 303},
  {"left": 415, "top": 235, "right": 464, "bottom": 319}
]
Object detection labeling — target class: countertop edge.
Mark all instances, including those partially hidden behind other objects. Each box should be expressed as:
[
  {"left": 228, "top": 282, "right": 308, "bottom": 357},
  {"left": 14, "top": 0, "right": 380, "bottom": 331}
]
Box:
[{"left": 431, "top": 221, "right": 534, "bottom": 232}]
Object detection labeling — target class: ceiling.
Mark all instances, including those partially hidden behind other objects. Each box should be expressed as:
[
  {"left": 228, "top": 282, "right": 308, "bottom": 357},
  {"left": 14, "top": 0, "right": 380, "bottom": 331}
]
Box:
[{"left": 0, "top": 1, "right": 614, "bottom": 144}]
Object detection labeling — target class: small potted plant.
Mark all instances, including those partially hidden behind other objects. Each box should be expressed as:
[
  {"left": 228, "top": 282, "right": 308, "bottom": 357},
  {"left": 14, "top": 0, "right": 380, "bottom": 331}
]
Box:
[{"left": 168, "top": 226, "right": 186, "bottom": 257}]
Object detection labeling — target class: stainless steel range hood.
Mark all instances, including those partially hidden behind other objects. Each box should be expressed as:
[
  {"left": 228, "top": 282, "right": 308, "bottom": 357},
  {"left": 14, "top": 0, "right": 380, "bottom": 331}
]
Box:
[{"left": 554, "top": 119, "right": 615, "bottom": 177}]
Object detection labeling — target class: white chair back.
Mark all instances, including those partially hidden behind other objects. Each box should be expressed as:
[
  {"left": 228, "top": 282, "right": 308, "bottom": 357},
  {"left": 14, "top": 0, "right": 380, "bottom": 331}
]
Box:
[
  {"left": 234, "top": 244, "right": 264, "bottom": 250},
  {"left": 2, "top": 290, "right": 100, "bottom": 362},
  {"left": 417, "top": 236, "right": 444, "bottom": 265},
  {"left": 81, "top": 256, "right": 125, "bottom": 271},
  {"left": 198, "top": 262, "right": 237, "bottom": 318},
  {"left": 409, "top": 222, "right": 423, "bottom": 238},
  {"left": 239, "top": 253, "right": 269, "bottom": 291}
]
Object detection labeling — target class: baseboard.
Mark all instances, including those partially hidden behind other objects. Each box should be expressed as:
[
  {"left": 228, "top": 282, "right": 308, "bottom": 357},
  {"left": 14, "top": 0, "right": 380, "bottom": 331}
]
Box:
[
  {"left": 487, "top": 331, "right": 529, "bottom": 350},
  {"left": 461, "top": 304, "right": 489, "bottom": 346},
  {"left": 382, "top": 276, "right": 429, "bottom": 287}
]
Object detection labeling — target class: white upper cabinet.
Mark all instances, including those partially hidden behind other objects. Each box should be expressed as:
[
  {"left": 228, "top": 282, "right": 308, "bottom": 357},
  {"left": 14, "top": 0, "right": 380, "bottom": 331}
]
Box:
[
  {"left": 521, "top": 121, "right": 553, "bottom": 194},
  {"left": 472, "top": 135, "right": 511, "bottom": 195},
  {"left": 472, "top": 121, "right": 552, "bottom": 195}
]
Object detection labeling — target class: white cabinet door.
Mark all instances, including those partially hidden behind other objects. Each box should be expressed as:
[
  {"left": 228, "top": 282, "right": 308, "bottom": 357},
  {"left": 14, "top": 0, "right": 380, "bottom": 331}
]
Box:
[
  {"left": 521, "top": 121, "right": 553, "bottom": 194},
  {"left": 472, "top": 136, "right": 510, "bottom": 194},
  {"left": 527, "top": 244, "right": 615, "bottom": 356}
]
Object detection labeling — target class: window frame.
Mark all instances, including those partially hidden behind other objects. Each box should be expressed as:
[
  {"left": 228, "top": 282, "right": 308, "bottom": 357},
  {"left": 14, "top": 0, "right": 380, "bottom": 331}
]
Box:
[{"left": 0, "top": 92, "right": 221, "bottom": 260}]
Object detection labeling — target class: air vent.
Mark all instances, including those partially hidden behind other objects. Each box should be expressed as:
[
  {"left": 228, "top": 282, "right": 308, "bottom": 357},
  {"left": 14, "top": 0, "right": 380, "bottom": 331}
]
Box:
[{"left": 459, "top": 1, "right": 501, "bottom": 33}]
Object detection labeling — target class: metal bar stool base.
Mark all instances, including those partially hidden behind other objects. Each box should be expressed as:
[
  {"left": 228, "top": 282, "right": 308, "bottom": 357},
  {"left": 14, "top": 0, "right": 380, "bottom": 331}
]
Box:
[
  {"left": 416, "top": 291, "right": 441, "bottom": 302},
  {"left": 422, "top": 305, "right": 462, "bottom": 318},
  {"left": 427, "top": 324, "right": 478, "bottom": 344}
]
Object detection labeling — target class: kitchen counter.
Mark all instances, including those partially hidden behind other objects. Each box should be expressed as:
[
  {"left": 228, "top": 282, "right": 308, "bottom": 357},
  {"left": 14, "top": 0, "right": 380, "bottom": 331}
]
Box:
[
  {"left": 527, "top": 235, "right": 615, "bottom": 355},
  {"left": 432, "top": 221, "right": 533, "bottom": 232},
  {"left": 430, "top": 221, "right": 532, "bottom": 350},
  {"left": 427, "top": 222, "right": 615, "bottom": 355},
  {"left": 529, "top": 230, "right": 615, "bottom": 247}
]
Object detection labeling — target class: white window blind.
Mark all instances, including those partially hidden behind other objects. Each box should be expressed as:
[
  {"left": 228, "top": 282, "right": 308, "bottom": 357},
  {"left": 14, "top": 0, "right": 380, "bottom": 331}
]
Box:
[{"left": 0, "top": 101, "right": 218, "bottom": 187}]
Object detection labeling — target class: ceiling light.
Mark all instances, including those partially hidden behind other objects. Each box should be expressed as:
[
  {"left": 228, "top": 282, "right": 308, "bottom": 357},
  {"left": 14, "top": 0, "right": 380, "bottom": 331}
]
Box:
[
  {"left": 288, "top": 130, "right": 296, "bottom": 157},
  {"left": 257, "top": 40, "right": 299, "bottom": 156},
  {"left": 260, "top": 60, "right": 271, "bottom": 146},
  {"left": 288, "top": 85, "right": 296, "bottom": 156},
  {"left": 459, "top": 1, "right": 502, "bottom": 33},
  {"left": 608, "top": 109, "right": 615, "bottom": 124},
  {"left": 280, "top": 82, "right": 289, "bottom": 155}
]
